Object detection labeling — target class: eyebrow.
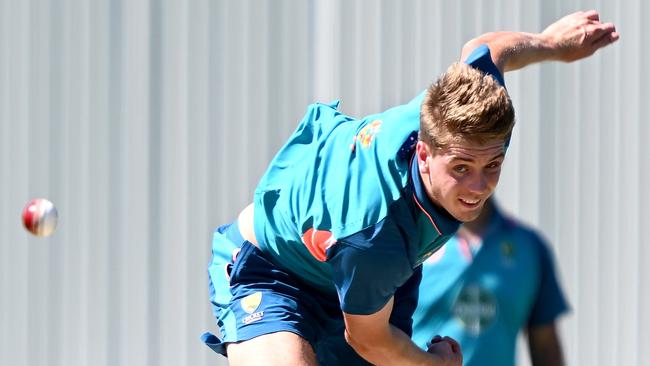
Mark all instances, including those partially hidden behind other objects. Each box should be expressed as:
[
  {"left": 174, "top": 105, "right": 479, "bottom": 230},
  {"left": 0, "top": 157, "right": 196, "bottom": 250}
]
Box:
[{"left": 449, "top": 152, "right": 505, "bottom": 163}]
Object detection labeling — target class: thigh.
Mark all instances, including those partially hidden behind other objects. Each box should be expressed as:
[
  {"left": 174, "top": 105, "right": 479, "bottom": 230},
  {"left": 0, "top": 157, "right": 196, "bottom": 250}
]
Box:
[
  {"left": 227, "top": 331, "right": 317, "bottom": 366},
  {"left": 206, "top": 229, "right": 328, "bottom": 358}
]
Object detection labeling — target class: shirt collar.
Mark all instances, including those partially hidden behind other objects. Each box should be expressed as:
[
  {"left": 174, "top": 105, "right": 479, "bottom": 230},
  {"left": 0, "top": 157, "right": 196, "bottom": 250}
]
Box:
[{"left": 409, "top": 156, "right": 461, "bottom": 236}]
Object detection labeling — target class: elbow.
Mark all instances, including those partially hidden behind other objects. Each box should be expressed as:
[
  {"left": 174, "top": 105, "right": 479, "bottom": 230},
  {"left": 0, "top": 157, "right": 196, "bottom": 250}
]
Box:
[
  {"left": 461, "top": 32, "right": 497, "bottom": 61},
  {"left": 344, "top": 328, "right": 373, "bottom": 360},
  {"left": 460, "top": 38, "right": 480, "bottom": 62},
  {"left": 345, "top": 329, "right": 367, "bottom": 355}
]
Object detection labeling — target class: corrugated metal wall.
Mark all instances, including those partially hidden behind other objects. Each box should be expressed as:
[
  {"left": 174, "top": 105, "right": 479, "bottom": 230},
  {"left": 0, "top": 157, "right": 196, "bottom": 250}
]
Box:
[{"left": 1, "top": 1, "right": 647, "bottom": 365}]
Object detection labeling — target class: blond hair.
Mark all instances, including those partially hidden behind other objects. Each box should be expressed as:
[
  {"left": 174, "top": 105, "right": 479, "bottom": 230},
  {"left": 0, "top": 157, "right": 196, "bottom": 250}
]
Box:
[{"left": 420, "top": 63, "right": 515, "bottom": 149}]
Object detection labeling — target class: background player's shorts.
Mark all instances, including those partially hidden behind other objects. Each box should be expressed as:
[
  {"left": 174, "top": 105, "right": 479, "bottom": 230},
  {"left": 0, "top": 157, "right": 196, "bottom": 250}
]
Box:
[
  {"left": 201, "top": 222, "right": 374, "bottom": 365},
  {"left": 202, "top": 221, "right": 422, "bottom": 365}
]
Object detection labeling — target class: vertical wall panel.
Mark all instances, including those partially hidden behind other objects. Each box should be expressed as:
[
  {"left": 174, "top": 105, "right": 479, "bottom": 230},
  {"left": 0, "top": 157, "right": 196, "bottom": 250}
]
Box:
[
  {"left": 639, "top": 3, "right": 650, "bottom": 364},
  {"left": 0, "top": 1, "right": 8, "bottom": 364},
  {"left": 186, "top": 1, "right": 209, "bottom": 364},
  {"left": 2, "top": 1, "right": 32, "bottom": 366},
  {"left": 0, "top": 1, "right": 647, "bottom": 365},
  {"left": 122, "top": 1, "right": 151, "bottom": 364}
]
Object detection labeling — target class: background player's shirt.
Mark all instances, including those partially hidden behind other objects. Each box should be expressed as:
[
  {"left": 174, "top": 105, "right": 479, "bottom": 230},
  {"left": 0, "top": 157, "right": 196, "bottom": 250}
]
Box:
[
  {"left": 411, "top": 203, "right": 569, "bottom": 366},
  {"left": 253, "top": 45, "right": 501, "bottom": 316}
]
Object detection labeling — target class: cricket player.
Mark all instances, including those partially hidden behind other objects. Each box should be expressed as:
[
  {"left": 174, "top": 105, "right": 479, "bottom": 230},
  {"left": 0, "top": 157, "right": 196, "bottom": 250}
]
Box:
[{"left": 203, "top": 10, "right": 617, "bottom": 365}]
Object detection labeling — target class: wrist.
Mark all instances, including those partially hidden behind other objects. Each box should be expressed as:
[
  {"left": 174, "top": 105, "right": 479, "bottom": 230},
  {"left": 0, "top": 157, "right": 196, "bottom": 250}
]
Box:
[{"left": 535, "top": 32, "right": 560, "bottom": 62}]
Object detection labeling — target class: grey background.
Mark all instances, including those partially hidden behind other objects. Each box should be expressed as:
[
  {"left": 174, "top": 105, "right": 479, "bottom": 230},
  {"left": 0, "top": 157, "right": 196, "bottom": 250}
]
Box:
[{"left": 1, "top": 0, "right": 647, "bottom": 365}]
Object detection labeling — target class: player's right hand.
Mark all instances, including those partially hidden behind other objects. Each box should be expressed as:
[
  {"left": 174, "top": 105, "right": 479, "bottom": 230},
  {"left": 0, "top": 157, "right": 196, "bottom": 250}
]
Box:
[
  {"left": 541, "top": 10, "right": 619, "bottom": 63},
  {"left": 426, "top": 335, "right": 462, "bottom": 366}
]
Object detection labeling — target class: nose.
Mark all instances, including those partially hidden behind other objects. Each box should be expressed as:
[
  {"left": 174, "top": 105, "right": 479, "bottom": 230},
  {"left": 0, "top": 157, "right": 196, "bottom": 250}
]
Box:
[{"left": 467, "top": 171, "right": 490, "bottom": 194}]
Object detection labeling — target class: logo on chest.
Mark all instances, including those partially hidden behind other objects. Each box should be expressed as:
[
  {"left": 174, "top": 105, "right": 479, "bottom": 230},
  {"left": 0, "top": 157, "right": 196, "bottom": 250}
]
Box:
[
  {"left": 453, "top": 284, "right": 498, "bottom": 335},
  {"left": 353, "top": 119, "right": 382, "bottom": 150}
]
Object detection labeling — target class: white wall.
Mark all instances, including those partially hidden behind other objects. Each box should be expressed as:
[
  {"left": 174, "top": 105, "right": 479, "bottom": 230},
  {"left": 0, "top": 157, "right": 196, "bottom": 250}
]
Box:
[{"left": 1, "top": 1, "right": 647, "bottom": 365}]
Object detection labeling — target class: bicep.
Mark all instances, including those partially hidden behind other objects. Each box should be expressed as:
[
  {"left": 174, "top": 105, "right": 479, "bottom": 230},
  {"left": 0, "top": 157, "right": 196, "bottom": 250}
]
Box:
[{"left": 343, "top": 296, "right": 395, "bottom": 344}]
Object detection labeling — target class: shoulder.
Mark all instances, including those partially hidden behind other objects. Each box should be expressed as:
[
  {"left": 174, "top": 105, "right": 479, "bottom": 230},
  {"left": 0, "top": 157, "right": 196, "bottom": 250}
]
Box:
[
  {"left": 497, "top": 214, "right": 558, "bottom": 269},
  {"left": 500, "top": 213, "right": 549, "bottom": 249}
]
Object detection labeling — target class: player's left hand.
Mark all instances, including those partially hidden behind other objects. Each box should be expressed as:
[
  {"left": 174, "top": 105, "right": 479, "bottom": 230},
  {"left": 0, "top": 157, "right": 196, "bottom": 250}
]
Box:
[
  {"left": 541, "top": 10, "right": 619, "bottom": 62},
  {"left": 426, "top": 335, "right": 462, "bottom": 366}
]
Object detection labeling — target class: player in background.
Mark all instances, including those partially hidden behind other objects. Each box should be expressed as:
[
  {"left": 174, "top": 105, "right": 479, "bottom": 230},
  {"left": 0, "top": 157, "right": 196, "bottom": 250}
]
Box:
[
  {"left": 412, "top": 198, "right": 568, "bottom": 366},
  {"left": 203, "top": 10, "right": 617, "bottom": 366}
]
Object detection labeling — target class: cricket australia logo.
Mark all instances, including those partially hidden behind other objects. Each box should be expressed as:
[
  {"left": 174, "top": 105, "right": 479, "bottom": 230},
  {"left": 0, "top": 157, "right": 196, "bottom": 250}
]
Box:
[
  {"left": 500, "top": 241, "right": 516, "bottom": 267},
  {"left": 241, "top": 292, "right": 264, "bottom": 325}
]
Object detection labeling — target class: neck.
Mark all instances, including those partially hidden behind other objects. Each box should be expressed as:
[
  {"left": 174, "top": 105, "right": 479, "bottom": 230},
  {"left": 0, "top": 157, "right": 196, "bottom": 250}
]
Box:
[{"left": 458, "top": 200, "right": 495, "bottom": 240}]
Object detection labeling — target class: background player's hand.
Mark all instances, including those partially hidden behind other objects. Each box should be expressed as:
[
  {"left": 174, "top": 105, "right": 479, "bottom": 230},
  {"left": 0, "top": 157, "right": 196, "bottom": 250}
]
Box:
[
  {"left": 426, "top": 335, "right": 462, "bottom": 366},
  {"left": 541, "top": 10, "right": 619, "bottom": 62}
]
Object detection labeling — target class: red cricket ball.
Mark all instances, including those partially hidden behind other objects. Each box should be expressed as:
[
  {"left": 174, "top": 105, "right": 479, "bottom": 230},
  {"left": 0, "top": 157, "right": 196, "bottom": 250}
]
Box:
[{"left": 22, "top": 198, "right": 58, "bottom": 237}]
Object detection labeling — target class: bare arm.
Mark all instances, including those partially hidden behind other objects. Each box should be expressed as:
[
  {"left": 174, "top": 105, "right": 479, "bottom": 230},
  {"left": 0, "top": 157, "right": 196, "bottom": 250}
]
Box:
[
  {"left": 527, "top": 323, "right": 565, "bottom": 366},
  {"left": 343, "top": 297, "right": 462, "bottom": 366},
  {"left": 460, "top": 10, "right": 619, "bottom": 73}
]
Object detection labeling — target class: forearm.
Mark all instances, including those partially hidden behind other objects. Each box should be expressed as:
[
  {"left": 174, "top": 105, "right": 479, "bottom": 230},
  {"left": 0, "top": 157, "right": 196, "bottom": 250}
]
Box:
[
  {"left": 346, "top": 324, "right": 441, "bottom": 366},
  {"left": 461, "top": 10, "right": 619, "bottom": 74},
  {"left": 461, "top": 32, "right": 554, "bottom": 73},
  {"left": 527, "top": 324, "right": 565, "bottom": 366},
  {"left": 530, "top": 347, "right": 564, "bottom": 366}
]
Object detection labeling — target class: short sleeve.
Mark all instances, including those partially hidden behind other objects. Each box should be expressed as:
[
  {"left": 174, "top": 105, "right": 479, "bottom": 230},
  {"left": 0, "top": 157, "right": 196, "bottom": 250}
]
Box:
[
  {"left": 464, "top": 44, "right": 511, "bottom": 148},
  {"left": 527, "top": 236, "right": 570, "bottom": 326},
  {"left": 327, "top": 220, "right": 414, "bottom": 315},
  {"left": 464, "top": 44, "right": 506, "bottom": 87},
  {"left": 389, "top": 265, "right": 423, "bottom": 336}
]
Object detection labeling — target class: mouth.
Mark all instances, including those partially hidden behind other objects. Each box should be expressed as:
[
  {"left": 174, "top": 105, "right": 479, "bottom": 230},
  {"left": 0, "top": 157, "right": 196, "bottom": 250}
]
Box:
[{"left": 458, "top": 197, "right": 481, "bottom": 209}]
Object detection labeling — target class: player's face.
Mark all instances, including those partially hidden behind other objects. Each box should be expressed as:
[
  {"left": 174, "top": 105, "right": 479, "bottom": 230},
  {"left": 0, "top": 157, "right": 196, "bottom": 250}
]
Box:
[{"left": 416, "top": 139, "right": 505, "bottom": 222}]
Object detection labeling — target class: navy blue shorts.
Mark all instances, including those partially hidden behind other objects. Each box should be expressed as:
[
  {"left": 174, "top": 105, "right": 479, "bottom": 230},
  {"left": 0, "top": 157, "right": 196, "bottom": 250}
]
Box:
[{"left": 202, "top": 222, "right": 421, "bottom": 365}]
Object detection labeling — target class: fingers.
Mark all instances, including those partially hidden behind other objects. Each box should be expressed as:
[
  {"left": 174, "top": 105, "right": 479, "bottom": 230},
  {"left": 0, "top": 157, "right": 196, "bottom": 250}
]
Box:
[
  {"left": 426, "top": 335, "right": 443, "bottom": 351},
  {"left": 568, "top": 10, "right": 599, "bottom": 23},
  {"left": 426, "top": 338, "right": 451, "bottom": 353},
  {"left": 442, "top": 336, "right": 461, "bottom": 354},
  {"left": 592, "top": 31, "right": 620, "bottom": 50},
  {"left": 585, "top": 22, "right": 616, "bottom": 42},
  {"left": 587, "top": 22, "right": 616, "bottom": 36},
  {"left": 427, "top": 335, "right": 461, "bottom": 354},
  {"left": 587, "top": 22, "right": 619, "bottom": 50},
  {"left": 583, "top": 9, "right": 600, "bottom": 21},
  {"left": 427, "top": 335, "right": 463, "bottom": 365}
]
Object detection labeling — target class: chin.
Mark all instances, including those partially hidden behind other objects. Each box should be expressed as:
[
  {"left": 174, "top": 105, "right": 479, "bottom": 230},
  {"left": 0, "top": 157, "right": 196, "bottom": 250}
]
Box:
[
  {"left": 451, "top": 204, "right": 484, "bottom": 222},
  {"left": 455, "top": 212, "right": 480, "bottom": 222}
]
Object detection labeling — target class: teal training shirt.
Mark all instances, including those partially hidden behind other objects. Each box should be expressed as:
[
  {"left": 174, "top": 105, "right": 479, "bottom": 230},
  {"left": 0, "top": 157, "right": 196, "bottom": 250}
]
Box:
[
  {"left": 411, "top": 203, "right": 569, "bottom": 365},
  {"left": 253, "top": 45, "right": 502, "bottom": 315}
]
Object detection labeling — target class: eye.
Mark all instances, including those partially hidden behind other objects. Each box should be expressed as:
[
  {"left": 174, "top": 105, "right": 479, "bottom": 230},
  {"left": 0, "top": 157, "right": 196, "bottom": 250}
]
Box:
[
  {"left": 485, "top": 161, "right": 502, "bottom": 170},
  {"left": 452, "top": 165, "right": 469, "bottom": 174}
]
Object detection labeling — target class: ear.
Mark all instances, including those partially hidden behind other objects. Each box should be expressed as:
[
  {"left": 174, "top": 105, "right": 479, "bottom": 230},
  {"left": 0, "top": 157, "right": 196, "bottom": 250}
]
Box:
[{"left": 415, "top": 141, "right": 431, "bottom": 172}]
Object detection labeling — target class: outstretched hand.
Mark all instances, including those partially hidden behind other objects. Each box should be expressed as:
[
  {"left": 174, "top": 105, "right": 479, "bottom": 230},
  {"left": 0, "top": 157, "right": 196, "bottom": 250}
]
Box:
[{"left": 542, "top": 10, "right": 619, "bottom": 63}]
